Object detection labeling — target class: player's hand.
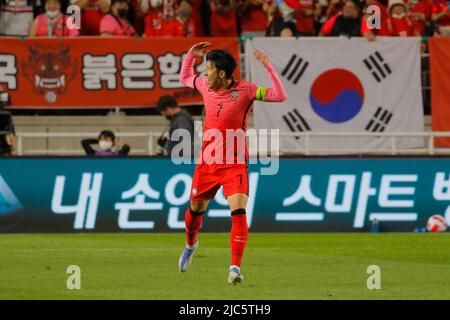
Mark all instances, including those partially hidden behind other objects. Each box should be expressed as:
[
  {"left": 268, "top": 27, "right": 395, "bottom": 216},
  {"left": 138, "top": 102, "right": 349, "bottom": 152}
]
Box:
[
  {"left": 253, "top": 49, "right": 270, "bottom": 66},
  {"left": 189, "top": 42, "right": 211, "bottom": 57}
]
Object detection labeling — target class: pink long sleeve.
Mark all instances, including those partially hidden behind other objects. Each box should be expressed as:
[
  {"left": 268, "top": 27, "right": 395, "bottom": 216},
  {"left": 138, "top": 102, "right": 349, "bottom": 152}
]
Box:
[
  {"left": 263, "top": 63, "right": 288, "bottom": 102},
  {"left": 179, "top": 52, "right": 197, "bottom": 89}
]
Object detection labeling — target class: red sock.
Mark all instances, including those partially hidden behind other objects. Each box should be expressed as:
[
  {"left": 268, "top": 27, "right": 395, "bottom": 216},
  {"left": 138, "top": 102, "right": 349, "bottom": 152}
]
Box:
[
  {"left": 230, "top": 210, "right": 249, "bottom": 267},
  {"left": 185, "top": 208, "right": 203, "bottom": 247}
]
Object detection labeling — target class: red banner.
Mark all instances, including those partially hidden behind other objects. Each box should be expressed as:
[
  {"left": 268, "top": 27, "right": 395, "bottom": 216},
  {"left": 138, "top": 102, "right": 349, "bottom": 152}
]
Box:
[
  {"left": 429, "top": 37, "right": 450, "bottom": 147},
  {"left": 0, "top": 37, "right": 240, "bottom": 109}
]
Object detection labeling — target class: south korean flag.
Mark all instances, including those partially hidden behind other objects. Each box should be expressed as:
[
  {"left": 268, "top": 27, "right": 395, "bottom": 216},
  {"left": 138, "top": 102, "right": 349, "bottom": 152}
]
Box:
[{"left": 246, "top": 37, "right": 424, "bottom": 154}]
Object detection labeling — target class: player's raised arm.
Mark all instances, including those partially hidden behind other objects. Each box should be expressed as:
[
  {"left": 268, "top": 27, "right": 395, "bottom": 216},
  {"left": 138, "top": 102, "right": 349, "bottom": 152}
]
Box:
[
  {"left": 179, "top": 42, "right": 211, "bottom": 89},
  {"left": 253, "top": 50, "right": 288, "bottom": 103}
]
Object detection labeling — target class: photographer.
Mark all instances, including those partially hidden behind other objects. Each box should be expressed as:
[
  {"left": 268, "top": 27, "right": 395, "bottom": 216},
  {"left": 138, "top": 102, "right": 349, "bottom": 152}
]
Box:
[
  {"left": 0, "top": 87, "right": 15, "bottom": 156},
  {"left": 156, "top": 95, "right": 194, "bottom": 158}
]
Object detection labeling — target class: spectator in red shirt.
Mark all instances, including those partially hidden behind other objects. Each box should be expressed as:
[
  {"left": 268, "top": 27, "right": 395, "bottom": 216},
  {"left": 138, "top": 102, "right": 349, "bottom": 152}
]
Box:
[
  {"left": 142, "top": 0, "right": 177, "bottom": 36},
  {"left": 432, "top": 0, "right": 450, "bottom": 36},
  {"left": 296, "top": 0, "right": 321, "bottom": 35},
  {"left": 71, "top": 0, "right": 110, "bottom": 35},
  {"left": 210, "top": 0, "right": 238, "bottom": 36},
  {"left": 100, "top": 0, "right": 136, "bottom": 36},
  {"left": 142, "top": 0, "right": 170, "bottom": 36},
  {"left": 237, "top": 0, "right": 270, "bottom": 37},
  {"left": 29, "top": 0, "right": 80, "bottom": 37},
  {"left": 320, "top": 0, "right": 376, "bottom": 39},
  {"left": 408, "top": 0, "right": 433, "bottom": 36},
  {"left": 386, "top": 0, "right": 419, "bottom": 36},
  {"left": 172, "top": 0, "right": 196, "bottom": 36}
]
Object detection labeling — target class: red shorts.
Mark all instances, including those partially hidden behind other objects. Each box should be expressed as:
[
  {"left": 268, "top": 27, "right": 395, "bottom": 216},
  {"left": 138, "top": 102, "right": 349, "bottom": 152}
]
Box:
[{"left": 190, "top": 164, "right": 249, "bottom": 201}]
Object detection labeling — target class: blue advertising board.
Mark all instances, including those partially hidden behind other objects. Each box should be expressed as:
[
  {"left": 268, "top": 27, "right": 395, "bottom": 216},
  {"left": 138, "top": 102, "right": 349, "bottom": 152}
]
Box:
[{"left": 1, "top": 157, "right": 449, "bottom": 232}]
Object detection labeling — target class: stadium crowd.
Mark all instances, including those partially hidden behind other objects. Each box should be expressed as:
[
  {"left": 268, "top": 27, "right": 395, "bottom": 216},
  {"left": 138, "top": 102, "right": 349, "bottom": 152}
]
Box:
[{"left": 0, "top": 0, "right": 449, "bottom": 38}]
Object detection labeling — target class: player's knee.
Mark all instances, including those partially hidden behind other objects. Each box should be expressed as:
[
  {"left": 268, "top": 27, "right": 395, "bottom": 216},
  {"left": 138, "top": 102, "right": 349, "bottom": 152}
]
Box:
[{"left": 190, "top": 200, "right": 208, "bottom": 213}]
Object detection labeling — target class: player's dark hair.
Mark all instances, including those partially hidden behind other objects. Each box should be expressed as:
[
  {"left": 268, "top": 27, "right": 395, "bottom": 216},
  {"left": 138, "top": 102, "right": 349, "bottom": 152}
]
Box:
[
  {"left": 156, "top": 95, "right": 178, "bottom": 113},
  {"left": 206, "top": 50, "right": 237, "bottom": 79},
  {"left": 99, "top": 130, "right": 116, "bottom": 142}
]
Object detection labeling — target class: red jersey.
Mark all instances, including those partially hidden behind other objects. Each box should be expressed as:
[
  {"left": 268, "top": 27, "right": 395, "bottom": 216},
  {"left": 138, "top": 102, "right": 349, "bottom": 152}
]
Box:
[
  {"left": 409, "top": 0, "right": 433, "bottom": 35},
  {"left": 386, "top": 16, "right": 416, "bottom": 36},
  {"left": 240, "top": 2, "right": 268, "bottom": 32},
  {"left": 79, "top": 0, "right": 105, "bottom": 35},
  {"left": 210, "top": 0, "right": 238, "bottom": 36},
  {"left": 296, "top": 0, "right": 316, "bottom": 35},
  {"left": 194, "top": 76, "right": 257, "bottom": 167},
  {"left": 179, "top": 53, "right": 287, "bottom": 168},
  {"left": 172, "top": 17, "right": 196, "bottom": 37},
  {"left": 144, "top": 10, "right": 177, "bottom": 36}
]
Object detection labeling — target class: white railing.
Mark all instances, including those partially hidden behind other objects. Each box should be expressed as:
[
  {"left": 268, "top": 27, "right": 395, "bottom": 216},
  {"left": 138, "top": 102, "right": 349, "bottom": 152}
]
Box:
[
  {"left": 15, "top": 132, "right": 160, "bottom": 156},
  {"left": 13, "top": 131, "right": 450, "bottom": 156},
  {"left": 277, "top": 131, "right": 450, "bottom": 155}
]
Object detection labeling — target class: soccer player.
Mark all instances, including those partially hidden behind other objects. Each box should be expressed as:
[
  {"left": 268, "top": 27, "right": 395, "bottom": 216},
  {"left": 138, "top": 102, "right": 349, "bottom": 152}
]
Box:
[{"left": 178, "top": 42, "right": 287, "bottom": 284}]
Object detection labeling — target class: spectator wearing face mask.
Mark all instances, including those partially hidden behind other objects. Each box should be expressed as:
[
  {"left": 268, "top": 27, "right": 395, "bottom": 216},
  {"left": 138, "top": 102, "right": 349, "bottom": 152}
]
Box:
[
  {"left": 29, "top": 0, "right": 80, "bottom": 37},
  {"left": 81, "top": 130, "right": 130, "bottom": 156},
  {"left": 319, "top": 0, "right": 376, "bottom": 40},
  {"left": 156, "top": 95, "right": 194, "bottom": 158},
  {"left": 100, "top": 0, "right": 136, "bottom": 36},
  {"left": 386, "top": 0, "right": 420, "bottom": 36},
  {"left": 70, "top": 0, "right": 110, "bottom": 35}
]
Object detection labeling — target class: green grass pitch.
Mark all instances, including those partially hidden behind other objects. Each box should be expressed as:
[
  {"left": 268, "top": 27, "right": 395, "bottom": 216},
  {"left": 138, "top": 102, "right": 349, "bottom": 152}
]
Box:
[{"left": 0, "top": 233, "right": 449, "bottom": 300}]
